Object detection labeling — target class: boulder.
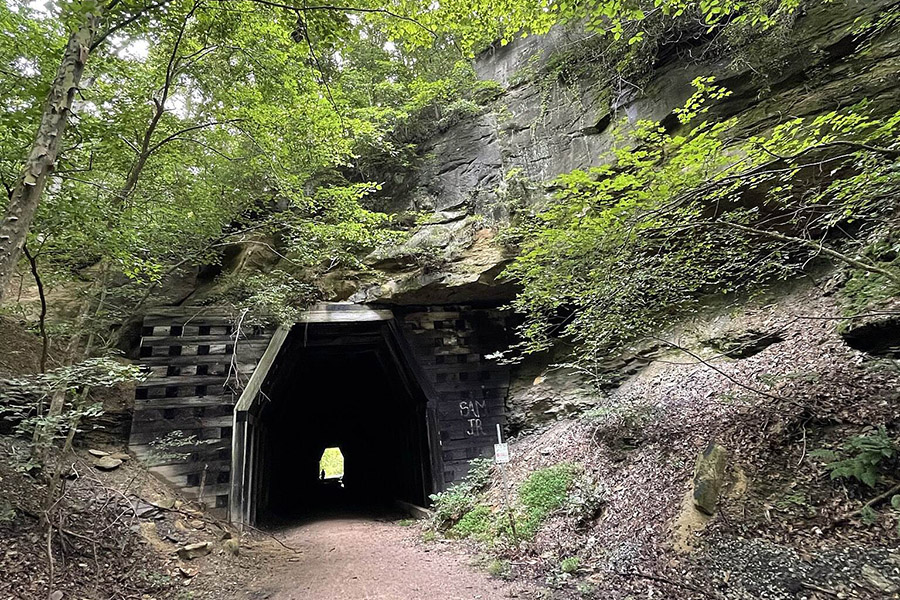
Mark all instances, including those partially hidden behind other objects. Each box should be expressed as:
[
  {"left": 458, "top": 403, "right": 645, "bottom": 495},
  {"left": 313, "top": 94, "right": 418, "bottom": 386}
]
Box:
[
  {"left": 176, "top": 542, "right": 212, "bottom": 560},
  {"left": 93, "top": 456, "right": 123, "bottom": 471},
  {"left": 692, "top": 443, "right": 727, "bottom": 516},
  {"left": 860, "top": 565, "right": 899, "bottom": 595}
]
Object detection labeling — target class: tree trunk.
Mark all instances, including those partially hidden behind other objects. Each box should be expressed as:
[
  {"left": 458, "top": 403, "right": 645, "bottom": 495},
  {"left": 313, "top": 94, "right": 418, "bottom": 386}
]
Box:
[{"left": 0, "top": 12, "right": 100, "bottom": 301}]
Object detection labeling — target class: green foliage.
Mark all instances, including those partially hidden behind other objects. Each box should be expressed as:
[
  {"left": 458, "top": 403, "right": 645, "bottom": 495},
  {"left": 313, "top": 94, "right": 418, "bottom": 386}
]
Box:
[
  {"left": 0, "top": 358, "right": 143, "bottom": 465},
  {"left": 810, "top": 428, "right": 898, "bottom": 488},
  {"left": 450, "top": 504, "right": 494, "bottom": 539},
  {"left": 147, "top": 430, "right": 218, "bottom": 466},
  {"left": 421, "top": 529, "right": 437, "bottom": 542},
  {"left": 485, "top": 558, "right": 509, "bottom": 577},
  {"left": 560, "top": 556, "right": 580, "bottom": 574},
  {"left": 436, "top": 462, "right": 579, "bottom": 545},
  {"left": 429, "top": 457, "right": 493, "bottom": 529},
  {"left": 501, "top": 77, "right": 900, "bottom": 376},
  {"left": 515, "top": 463, "right": 578, "bottom": 539},
  {"left": 214, "top": 269, "right": 320, "bottom": 326}
]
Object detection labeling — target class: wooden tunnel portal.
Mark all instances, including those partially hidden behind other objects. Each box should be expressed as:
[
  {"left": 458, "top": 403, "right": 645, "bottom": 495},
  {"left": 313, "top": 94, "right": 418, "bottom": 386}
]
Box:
[
  {"left": 230, "top": 306, "right": 439, "bottom": 525},
  {"left": 131, "top": 303, "right": 510, "bottom": 525}
]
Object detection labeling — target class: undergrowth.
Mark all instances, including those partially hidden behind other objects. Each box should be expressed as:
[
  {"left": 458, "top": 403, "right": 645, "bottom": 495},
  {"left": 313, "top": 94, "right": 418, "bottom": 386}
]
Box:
[
  {"left": 811, "top": 427, "right": 898, "bottom": 488},
  {"left": 432, "top": 460, "right": 581, "bottom": 546}
]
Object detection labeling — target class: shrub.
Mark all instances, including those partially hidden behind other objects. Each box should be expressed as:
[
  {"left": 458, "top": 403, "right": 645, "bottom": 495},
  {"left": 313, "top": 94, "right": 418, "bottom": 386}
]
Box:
[
  {"left": 485, "top": 558, "right": 509, "bottom": 577},
  {"left": 810, "top": 428, "right": 898, "bottom": 487},
  {"left": 429, "top": 458, "right": 493, "bottom": 530},
  {"left": 560, "top": 556, "right": 580, "bottom": 573}
]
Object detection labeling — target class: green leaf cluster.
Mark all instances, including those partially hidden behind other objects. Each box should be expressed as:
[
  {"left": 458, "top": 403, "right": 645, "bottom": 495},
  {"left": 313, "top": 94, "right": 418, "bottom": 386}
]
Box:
[{"left": 810, "top": 428, "right": 898, "bottom": 488}]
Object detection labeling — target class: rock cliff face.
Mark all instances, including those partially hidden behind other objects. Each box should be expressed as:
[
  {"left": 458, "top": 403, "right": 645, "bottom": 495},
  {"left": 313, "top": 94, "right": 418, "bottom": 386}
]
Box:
[{"left": 350, "top": 0, "right": 900, "bottom": 307}]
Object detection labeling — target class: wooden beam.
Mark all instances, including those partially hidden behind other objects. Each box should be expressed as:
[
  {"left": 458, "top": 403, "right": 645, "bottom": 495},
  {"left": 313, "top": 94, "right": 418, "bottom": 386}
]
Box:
[
  {"left": 298, "top": 302, "right": 393, "bottom": 323},
  {"left": 233, "top": 326, "right": 290, "bottom": 413}
]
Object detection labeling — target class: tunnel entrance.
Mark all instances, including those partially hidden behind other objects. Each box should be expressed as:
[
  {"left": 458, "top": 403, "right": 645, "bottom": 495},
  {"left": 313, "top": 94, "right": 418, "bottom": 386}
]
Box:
[{"left": 230, "top": 306, "right": 440, "bottom": 526}]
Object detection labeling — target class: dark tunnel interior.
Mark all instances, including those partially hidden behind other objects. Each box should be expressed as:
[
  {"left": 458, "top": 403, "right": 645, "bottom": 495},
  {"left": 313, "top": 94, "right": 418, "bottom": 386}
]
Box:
[{"left": 250, "top": 322, "right": 433, "bottom": 522}]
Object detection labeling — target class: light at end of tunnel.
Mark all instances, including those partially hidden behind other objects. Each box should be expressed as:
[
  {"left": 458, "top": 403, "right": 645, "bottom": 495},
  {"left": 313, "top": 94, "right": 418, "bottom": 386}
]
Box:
[{"left": 319, "top": 447, "right": 345, "bottom": 479}]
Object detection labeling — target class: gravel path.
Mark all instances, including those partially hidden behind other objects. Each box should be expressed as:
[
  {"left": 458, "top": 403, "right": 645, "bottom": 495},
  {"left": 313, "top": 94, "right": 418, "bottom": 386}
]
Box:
[{"left": 249, "top": 515, "right": 517, "bottom": 600}]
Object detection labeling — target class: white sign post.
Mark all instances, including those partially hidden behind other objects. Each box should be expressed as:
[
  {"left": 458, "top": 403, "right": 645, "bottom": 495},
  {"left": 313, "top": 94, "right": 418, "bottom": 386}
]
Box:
[
  {"left": 494, "top": 424, "right": 518, "bottom": 543},
  {"left": 494, "top": 423, "right": 509, "bottom": 463}
]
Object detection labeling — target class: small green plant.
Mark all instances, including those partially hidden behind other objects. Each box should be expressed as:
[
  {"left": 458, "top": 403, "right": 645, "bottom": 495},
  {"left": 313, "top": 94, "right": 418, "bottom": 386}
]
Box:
[
  {"left": 0, "top": 357, "right": 143, "bottom": 467},
  {"left": 429, "top": 458, "right": 493, "bottom": 530},
  {"left": 560, "top": 556, "right": 581, "bottom": 574},
  {"left": 515, "top": 463, "right": 578, "bottom": 539},
  {"left": 485, "top": 558, "right": 509, "bottom": 578},
  {"left": 421, "top": 529, "right": 437, "bottom": 543},
  {"left": 471, "top": 79, "right": 505, "bottom": 105},
  {"left": 396, "top": 518, "right": 415, "bottom": 527},
  {"left": 147, "top": 430, "right": 218, "bottom": 466},
  {"left": 810, "top": 428, "right": 898, "bottom": 487},
  {"left": 450, "top": 504, "right": 494, "bottom": 540}
]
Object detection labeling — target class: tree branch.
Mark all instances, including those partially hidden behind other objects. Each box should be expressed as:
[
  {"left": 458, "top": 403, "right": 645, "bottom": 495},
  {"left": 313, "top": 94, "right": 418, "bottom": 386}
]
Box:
[
  {"left": 146, "top": 119, "right": 244, "bottom": 156},
  {"left": 92, "top": 0, "right": 175, "bottom": 51},
  {"left": 712, "top": 221, "right": 900, "bottom": 285},
  {"left": 23, "top": 244, "right": 49, "bottom": 373},
  {"left": 212, "top": 0, "right": 442, "bottom": 40}
]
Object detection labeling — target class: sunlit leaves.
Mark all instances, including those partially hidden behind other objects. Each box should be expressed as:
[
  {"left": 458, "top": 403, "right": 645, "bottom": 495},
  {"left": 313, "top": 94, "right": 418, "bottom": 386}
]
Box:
[{"left": 502, "top": 78, "right": 900, "bottom": 376}]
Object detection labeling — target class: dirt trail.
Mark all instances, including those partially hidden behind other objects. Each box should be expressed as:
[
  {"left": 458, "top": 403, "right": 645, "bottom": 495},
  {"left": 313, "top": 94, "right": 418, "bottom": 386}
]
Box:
[{"left": 248, "top": 515, "right": 517, "bottom": 600}]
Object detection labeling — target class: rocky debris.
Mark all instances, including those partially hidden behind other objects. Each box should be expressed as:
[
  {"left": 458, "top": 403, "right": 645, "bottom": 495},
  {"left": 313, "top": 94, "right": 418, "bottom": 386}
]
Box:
[
  {"left": 692, "top": 443, "right": 727, "bottom": 516},
  {"left": 88, "top": 449, "right": 109, "bottom": 457},
  {"left": 700, "top": 539, "right": 900, "bottom": 600},
  {"left": 177, "top": 542, "right": 213, "bottom": 560},
  {"left": 134, "top": 498, "right": 175, "bottom": 519},
  {"left": 704, "top": 329, "right": 785, "bottom": 359},
  {"left": 177, "top": 566, "right": 199, "bottom": 578},
  {"left": 49, "top": 591, "right": 63, "bottom": 600},
  {"left": 860, "top": 564, "right": 899, "bottom": 595},
  {"left": 92, "top": 455, "right": 123, "bottom": 471}
]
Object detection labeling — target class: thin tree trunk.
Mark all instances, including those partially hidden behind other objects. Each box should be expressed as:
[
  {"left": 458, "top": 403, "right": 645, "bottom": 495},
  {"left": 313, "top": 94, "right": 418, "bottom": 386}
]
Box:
[
  {"left": 23, "top": 244, "right": 49, "bottom": 372},
  {"left": 0, "top": 11, "right": 100, "bottom": 301}
]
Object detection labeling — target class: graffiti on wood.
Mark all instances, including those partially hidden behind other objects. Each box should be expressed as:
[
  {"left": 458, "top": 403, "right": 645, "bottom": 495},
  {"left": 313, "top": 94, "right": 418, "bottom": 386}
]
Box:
[{"left": 460, "top": 399, "right": 486, "bottom": 436}]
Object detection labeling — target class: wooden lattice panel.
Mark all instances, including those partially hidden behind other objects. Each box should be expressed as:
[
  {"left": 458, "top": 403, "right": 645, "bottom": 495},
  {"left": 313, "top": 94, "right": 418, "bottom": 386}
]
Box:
[
  {"left": 130, "top": 309, "right": 272, "bottom": 510},
  {"left": 400, "top": 308, "right": 511, "bottom": 484}
]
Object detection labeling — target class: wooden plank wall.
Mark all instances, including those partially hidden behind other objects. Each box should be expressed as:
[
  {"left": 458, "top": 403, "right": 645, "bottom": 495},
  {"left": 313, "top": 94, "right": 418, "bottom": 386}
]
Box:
[
  {"left": 130, "top": 309, "right": 272, "bottom": 511},
  {"left": 399, "top": 307, "right": 511, "bottom": 484}
]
